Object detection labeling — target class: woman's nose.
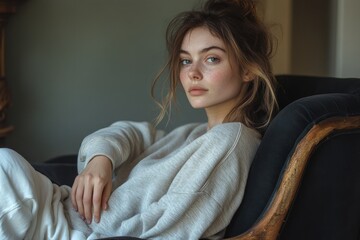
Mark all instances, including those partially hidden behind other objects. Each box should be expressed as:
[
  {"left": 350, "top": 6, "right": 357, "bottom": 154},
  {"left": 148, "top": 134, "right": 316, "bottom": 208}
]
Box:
[{"left": 188, "top": 64, "right": 203, "bottom": 81}]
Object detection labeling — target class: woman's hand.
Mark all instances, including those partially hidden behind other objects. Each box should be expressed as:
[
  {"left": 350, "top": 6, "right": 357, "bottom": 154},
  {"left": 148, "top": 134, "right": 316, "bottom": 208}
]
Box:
[{"left": 71, "top": 155, "right": 113, "bottom": 224}]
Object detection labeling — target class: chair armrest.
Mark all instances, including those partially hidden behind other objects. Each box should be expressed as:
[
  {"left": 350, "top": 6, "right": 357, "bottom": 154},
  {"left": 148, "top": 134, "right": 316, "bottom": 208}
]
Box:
[{"left": 226, "top": 115, "right": 360, "bottom": 240}]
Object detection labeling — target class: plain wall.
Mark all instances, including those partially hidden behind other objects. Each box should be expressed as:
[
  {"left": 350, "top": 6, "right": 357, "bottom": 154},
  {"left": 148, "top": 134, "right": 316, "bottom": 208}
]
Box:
[
  {"left": 291, "top": 0, "right": 360, "bottom": 78},
  {"left": 6, "top": 0, "right": 205, "bottom": 162},
  {"left": 290, "top": 0, "right": 331, "bottom": 76},
  {"left": 330, "top": 0, "right": 360, "bottom": 77},
  {"left": 261, "top": 0, "right": 293, "bottom": 74},
  {"left": 5, "top": 0, "right": 359, "bottom": 162}
]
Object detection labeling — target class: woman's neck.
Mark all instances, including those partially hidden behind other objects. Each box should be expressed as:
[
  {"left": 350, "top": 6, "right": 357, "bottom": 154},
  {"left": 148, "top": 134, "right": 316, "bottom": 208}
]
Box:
[
  {"left": 206, "top": 110, "right": 227, "bottom": 130},
  {"left": 205, "top": 101, "right": 237, "bottom": 130}
]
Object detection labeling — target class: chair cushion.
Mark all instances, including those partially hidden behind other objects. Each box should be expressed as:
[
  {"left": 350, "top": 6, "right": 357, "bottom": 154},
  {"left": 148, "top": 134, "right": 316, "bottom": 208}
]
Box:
[
  {"left": 276, "top": 75, "right": 360, "bottom": 109},
  {"left": 32, "top": 155, "right": 78, "bottom": 186}
]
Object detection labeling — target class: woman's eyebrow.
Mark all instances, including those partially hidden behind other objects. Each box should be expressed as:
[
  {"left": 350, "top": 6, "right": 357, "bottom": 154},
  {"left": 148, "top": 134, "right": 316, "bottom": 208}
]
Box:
[{"left": 180, "top": 46, "right": 227, "bottom": 55}]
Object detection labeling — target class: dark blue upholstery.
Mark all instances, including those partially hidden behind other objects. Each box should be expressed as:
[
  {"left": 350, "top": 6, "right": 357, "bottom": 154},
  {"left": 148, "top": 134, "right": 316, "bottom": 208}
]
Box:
[{"left": 32, "top": 155, "right": 77, "bottom": 186}]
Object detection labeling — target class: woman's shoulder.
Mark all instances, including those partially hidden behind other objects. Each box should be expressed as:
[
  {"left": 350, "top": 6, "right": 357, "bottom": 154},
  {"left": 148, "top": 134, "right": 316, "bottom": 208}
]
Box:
[
  {"left": 208, "top": 122, "right": 261, "bottom": 141},
  {"left": 163, "top": 122, "right": 261, "bottom": 146},
  {"left": 167, "top": 122, "right": 207, "bottom": 136},
  {"left": 172, "top": 122, "right": 207, "bottom": 130}
]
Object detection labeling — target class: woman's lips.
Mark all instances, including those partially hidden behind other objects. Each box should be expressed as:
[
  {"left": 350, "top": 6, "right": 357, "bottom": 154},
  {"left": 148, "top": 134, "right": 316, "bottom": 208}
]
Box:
[{"left": 188, "top": 87, "right": 208, "bottom": 96}]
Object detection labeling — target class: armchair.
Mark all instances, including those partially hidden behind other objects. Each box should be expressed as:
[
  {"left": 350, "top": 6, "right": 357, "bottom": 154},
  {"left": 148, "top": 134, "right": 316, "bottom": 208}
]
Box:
[
  {"left": 225, "top": 75, "right": 360, "bottom": 240},
  {"left": 32, "top": 75, "right": 360, "bottom": 240}
]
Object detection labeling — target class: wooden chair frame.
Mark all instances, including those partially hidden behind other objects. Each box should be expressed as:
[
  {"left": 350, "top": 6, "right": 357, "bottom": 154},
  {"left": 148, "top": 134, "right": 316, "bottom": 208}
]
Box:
[{"left": 226, "top": 115, "right": 360, "bottom": 240}]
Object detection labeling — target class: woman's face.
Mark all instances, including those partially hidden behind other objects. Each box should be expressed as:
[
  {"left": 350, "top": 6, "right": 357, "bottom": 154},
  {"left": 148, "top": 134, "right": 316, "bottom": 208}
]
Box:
[{"left": 179, "top": 27, "right": 249, "bottom": 119}]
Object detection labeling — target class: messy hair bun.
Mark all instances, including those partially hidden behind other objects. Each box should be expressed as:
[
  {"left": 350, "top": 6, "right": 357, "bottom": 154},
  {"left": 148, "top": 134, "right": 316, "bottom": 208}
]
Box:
[{"left": 204, "top": 0, "right": 256, "bottom": 18}]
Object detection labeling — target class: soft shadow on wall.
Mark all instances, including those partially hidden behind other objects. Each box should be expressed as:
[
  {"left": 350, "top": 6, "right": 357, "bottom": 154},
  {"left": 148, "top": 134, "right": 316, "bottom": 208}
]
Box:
[
  {"left": 5, "top": 0, "right": 205, "bottom": 162},
  {"left": 7, "top": 0, "right": 353, "bottom": 162}
]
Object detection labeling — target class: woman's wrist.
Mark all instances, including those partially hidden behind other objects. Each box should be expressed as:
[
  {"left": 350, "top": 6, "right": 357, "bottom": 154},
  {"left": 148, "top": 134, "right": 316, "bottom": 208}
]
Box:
[{"left": 88, "top": 155, "right": 113, "bottom": 171}]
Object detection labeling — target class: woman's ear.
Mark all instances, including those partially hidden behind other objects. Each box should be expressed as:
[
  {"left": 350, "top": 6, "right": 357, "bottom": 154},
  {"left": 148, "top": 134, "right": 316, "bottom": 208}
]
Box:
[{"left": 243, "top": 69, "right": 256, "bottom": 82}]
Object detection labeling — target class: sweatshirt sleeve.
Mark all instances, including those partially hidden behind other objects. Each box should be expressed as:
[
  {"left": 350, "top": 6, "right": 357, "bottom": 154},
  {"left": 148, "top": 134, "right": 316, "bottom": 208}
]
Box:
[
  {"left": 87, "top": 123, "right": 261, "bottom": 239},
  {"left": 77, "top": 121, "right": 165, "bottom": 173}
]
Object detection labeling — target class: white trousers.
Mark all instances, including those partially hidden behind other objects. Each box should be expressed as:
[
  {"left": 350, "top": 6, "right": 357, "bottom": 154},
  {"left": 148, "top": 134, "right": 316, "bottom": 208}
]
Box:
[{"left": 0, "top": 148, "right": 89, "bottom": 240}]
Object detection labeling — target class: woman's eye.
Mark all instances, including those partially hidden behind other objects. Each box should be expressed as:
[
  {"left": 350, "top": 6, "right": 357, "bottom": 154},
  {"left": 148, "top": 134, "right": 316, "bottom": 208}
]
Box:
[
  {"left": 207, "top": 57, "right": 219, "bottom": 63},
  {"left": 180, "top": 59, "right": 191, "bottom": 65}
]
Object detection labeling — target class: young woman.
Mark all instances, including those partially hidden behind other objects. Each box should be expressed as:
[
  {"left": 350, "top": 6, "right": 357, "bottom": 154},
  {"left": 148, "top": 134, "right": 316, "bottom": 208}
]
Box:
[{"left": 0, "top": 0, "right": 277, "bottom": 239}]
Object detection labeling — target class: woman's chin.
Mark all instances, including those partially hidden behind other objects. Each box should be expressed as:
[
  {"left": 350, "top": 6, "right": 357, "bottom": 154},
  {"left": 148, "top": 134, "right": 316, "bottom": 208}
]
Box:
[{"left": 190, "top": 104, "right": 205, "bottom": 109}]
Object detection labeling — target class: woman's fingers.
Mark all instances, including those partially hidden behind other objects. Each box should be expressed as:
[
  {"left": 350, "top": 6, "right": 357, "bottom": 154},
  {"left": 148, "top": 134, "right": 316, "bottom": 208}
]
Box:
[
  {"left": 75, "top": 177, "right": 85, "bottom": 219},
  {"left": 71, "top": 177, "right": 79, "bottom": 211},
  {"left": 70, "top": 156, "right": 113, "bottom": 224},
  {"left": 93, "top": 181, "right": 106, "bottom": 223},
  {"left": 102, "top": 182, "right": 112, "bottom": 211},
  {"left": 73, "top": 174, "right": 110, "bottom": 224},
  {"left": 83, "top": 178, "right": 94, "bottom": 224}
]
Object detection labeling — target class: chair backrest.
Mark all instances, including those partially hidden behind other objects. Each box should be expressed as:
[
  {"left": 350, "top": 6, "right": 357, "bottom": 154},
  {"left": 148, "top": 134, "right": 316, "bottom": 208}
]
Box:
[{"left": 224, "top": 75, "right": 360, "bottom": 237}]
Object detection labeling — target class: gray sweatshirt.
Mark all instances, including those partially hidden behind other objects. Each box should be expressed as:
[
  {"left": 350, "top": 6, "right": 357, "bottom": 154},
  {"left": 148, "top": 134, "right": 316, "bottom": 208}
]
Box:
[{"left": 76, "top": 121, "right": 260, "bottom": 240}]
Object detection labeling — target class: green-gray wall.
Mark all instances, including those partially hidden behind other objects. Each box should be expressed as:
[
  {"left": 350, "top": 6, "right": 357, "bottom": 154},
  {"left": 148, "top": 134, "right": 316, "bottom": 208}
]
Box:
[
  {"left": 6, "top": 0, "right": 205, "bottom": 162},
  {"left": 5, "top": 0, "right": 359, "bottom": 162}
]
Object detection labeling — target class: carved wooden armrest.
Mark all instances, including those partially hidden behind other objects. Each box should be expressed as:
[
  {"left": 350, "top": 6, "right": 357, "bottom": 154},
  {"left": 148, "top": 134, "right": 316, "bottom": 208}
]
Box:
[{"left": 226, "top": 115, "right": 360, "bottom": 240}]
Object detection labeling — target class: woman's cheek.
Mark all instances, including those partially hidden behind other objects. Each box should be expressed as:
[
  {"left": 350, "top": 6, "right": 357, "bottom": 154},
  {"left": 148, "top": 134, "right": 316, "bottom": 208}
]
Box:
[{"left": 179, "top": 71, "right": 187, "bottom": 87}]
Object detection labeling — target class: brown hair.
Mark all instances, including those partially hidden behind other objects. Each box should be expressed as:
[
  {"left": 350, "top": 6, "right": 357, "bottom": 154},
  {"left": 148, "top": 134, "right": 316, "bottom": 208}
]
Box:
[{"left": 152, "top": 0, "right": 278, "bottom": 133}]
